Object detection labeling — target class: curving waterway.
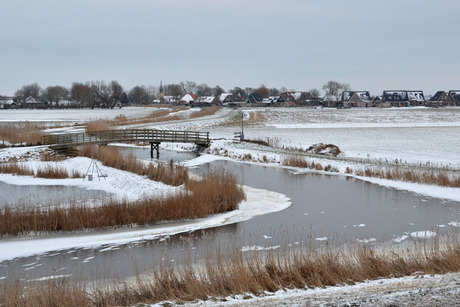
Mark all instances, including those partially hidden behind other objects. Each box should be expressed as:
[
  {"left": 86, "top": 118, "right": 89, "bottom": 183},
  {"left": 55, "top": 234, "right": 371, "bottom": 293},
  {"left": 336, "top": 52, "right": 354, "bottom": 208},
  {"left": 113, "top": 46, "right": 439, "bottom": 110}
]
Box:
[{"left": 1, "top": 148, "right": 460, "bottom": 285}]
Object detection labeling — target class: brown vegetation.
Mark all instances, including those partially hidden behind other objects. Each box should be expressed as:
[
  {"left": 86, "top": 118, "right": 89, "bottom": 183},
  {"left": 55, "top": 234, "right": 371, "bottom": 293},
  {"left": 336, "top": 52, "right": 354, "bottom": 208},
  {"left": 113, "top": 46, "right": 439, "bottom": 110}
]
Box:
[
  {"left": 0, "top": 162, "right": 82, "bottom": 179},
  {"left": 354, "top": 166, "right": 460, "bottom": 188},
  {"left": 189, "top": 106, "right": 219, "bottom": 119},
  {"left": 85, "top": 121, "right": 111, "bottom": 133},
  {"left": 3, "top": 235, "right": 460, "bottom": 306},
  {"left": 79, "top": 145, "right": 188, "bottom": 186},
  {"left": 283, "top": 155, "right": 460, "bottom": 187},
  {"left": 0, "top": 162, "right": 34, "bottom": 176},
  {"left": 0, "top": 170, "right": 244, "bottom": 236},
  {"left": 0, "top": 123, "right": 43, "bottom": 145},
  {"left": 84, "top": 105, "right": 214, "bottom": 132}
]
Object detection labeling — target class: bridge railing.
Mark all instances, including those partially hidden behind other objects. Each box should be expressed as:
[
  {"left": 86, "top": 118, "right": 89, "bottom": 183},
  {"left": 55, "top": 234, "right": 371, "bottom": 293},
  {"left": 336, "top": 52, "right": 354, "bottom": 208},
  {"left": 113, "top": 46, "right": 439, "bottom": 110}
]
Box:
[{"left": 42, "top": 129, "right": 210, "bottom": 146}]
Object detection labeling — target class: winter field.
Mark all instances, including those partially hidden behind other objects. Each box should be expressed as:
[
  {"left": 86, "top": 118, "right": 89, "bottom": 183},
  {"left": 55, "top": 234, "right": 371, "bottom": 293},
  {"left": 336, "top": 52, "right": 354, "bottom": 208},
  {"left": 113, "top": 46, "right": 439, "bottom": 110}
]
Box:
[{"left": 1, "top": 106, "right": 460, "bottom": 306}]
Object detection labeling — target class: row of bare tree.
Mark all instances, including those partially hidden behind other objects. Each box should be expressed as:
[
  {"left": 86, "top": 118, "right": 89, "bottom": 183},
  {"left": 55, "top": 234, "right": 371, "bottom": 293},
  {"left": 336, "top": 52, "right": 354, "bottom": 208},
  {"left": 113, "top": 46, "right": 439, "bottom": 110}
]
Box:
[{"left": 10, "top": 80, "right": 350, "bottom": 108}]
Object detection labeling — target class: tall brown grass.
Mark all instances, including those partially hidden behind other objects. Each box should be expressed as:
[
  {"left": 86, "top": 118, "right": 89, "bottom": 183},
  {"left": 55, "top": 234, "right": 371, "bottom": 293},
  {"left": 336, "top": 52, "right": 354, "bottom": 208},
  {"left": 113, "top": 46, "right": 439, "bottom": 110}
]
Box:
[
  {"left": 0, "top": 162, "right": 82, "bottom": 179},
  {"left": 283, "top": 155, "right": 460, "bottom": 187},
  {"left": 79, "top": 145, "right": 188, "bottom": 186},
  {"left": 3, "top": 235, "right": 460, "bottom": 306},
  {"left": 0, "top": 170, "right": 244, "bottom": 235},
  {"left": 0, "top": 123, "right": 43, "bottom": 145},
  {"left": 85, "top": 121, "right": 111, "bottom": 133},
  {"left": 0, "top": 162, "right": 34, "bottom": 176},
  {"left": 354, "top": 166, "right": 460, "bottom": 188}
]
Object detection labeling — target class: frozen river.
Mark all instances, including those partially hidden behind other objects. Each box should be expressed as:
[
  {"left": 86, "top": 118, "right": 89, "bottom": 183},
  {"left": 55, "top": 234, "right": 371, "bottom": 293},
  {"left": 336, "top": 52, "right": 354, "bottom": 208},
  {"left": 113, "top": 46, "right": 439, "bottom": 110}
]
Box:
[{"left": 1, "top": 153, "right": 459, "bottom": 285}]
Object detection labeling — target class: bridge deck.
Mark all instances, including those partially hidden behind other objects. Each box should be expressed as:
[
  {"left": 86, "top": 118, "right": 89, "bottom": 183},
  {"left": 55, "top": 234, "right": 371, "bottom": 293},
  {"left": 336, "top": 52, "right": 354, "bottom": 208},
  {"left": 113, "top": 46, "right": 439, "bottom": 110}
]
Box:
[{"left": 42, "top": 129, "right": 210, "bottom": 154}]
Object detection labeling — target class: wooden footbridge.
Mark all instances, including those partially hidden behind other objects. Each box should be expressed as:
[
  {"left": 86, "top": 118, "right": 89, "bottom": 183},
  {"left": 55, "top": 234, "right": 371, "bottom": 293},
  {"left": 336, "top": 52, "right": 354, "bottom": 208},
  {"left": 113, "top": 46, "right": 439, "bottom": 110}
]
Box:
[{"left": 41, "top": 129, "right": 210, "bottom": 158}]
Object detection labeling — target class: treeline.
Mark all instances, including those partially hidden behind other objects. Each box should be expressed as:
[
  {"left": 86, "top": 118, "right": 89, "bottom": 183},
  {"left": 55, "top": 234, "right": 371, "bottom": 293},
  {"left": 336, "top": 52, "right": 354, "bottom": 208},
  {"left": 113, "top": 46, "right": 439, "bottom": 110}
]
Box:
[
  {"left": 6, "top": 80, "right": 352, "bottom": 109},
  {"left": 8, "top": 81, "right": 344, "bottom": 108}
]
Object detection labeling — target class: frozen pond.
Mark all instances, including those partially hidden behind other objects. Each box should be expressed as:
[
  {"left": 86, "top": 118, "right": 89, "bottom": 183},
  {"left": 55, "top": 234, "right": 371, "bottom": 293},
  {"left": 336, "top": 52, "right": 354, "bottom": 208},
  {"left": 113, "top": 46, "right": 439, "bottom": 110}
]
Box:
[
  {"left": 115, "top": 145, "right": 197, "bottom": 163},
  {"left": 0, "top": 181, "right": 110, "bottom": 208},
  {"left": 2, "top": 159, "right": 459, "bottom": 285}
]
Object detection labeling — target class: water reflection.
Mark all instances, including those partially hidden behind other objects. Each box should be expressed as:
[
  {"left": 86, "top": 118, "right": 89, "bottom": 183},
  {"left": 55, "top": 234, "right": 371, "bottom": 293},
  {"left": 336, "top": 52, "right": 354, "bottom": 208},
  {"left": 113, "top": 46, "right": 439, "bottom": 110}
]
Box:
[
  {"left": 0, "top": 181, "right": 109, "bottom": 209},
  {"left": 115, "top": 145, "right": 197, "bottom": 163}
]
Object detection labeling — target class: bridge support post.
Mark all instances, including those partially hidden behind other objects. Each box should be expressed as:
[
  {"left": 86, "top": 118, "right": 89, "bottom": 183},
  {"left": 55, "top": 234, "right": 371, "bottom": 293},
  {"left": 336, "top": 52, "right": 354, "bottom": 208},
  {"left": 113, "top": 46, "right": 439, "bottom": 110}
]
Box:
[{"left": 150, "top": 142, "right": 160, "bottom": 158}]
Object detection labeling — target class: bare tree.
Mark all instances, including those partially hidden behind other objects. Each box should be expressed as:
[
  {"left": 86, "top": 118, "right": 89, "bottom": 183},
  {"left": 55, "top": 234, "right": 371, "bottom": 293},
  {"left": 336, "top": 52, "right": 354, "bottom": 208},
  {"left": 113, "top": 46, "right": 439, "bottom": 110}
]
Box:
[
  {"left": 129, "top": 86, "right": 150, "bottom": 105},
  {"left": 279, "top": 86, "right": 288, "bottom": 93},
  {"left": 342, "top": 83, "right": 352, "bottom": 91},
  {"left": 254, "top": 84, "right": 270, "bottom": 98},
  {"left": 90, "top": 81, "right": 111, "bottom": 108},
  {"left": 212, "top": 85, "right": 225, "bottom": 97},
  {"left": 165, "top": 84, "right": 183, "bottom": 102},
  {"left": 322, "top": 81, "right": 347, "bottom": 101},
  {"left": 196, "top": 83, "right": 212, "bottom": 97},
  {"left": 15, "top": 83, "right": 41, "bottom": 103},
  {"left": 43, "top": 85, "right": 68, "bottom": 104},
  {"left": 309, "top": 88, "right": 321, "bottom": 99},
  {"left": 71, "top": 82, "right": 92, "bottom": 107},
  {"left": 180, "top": 80, "right": 197, "bottom": 94},
  {"left": 231, "top": 87, "right": 247, "bottom": 99},
  {"left": 109, "top": 80, "right": 124, "bottom": 108},
  {"left": 269, "top": 87, "right": 280, "bottom": 96}
]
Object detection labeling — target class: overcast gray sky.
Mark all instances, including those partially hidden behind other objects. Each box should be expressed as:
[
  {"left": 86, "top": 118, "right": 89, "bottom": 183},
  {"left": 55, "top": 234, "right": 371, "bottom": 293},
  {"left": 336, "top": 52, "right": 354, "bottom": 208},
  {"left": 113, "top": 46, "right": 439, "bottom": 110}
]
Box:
[{"left": 1, "top": 0, "right": 459, "bottom": 96}]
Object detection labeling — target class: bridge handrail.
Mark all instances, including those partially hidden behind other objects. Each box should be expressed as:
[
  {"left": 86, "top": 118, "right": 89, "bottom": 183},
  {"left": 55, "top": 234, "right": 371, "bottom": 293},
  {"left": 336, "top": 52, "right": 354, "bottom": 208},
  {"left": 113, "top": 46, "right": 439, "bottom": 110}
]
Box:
[{"left": 42, "top": 129, "right": 210, "bottom": 146}]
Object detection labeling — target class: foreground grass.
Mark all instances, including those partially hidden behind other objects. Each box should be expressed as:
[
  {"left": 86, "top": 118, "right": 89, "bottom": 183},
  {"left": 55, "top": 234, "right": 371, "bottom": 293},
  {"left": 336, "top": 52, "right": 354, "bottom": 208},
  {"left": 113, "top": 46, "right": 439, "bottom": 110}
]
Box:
[{"left": 2, "top": 235, "right": 460, "bottom": 306}]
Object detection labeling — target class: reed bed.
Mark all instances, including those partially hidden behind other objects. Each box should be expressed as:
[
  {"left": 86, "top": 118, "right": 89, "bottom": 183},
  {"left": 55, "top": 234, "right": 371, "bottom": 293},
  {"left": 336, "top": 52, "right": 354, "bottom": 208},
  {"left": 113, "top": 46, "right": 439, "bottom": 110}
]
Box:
[
  {"left": 0, "top": 162, "right": 82, "bottom": 179},
  {"left": 3, "top": 235, "right": 460, "bottom": 306},
  {"left": 79, "top": 144, "right": 188, "bottom": 186},
  {"left": 0, "top": 162, "right": 34, "bottom": 176},
  {"left": 0, "top": 123, "right": 43, "bottom": 145},
  {"left": 94, "top": 234, "right": 460, "bottom": 306},
  {"left": 0, "top": 170, "right": 244, "bottom": 236},
  {"left": 355, "top": 165, "right": 460, "bottom": 188},
  {"left": 283, "top": 155, "right": 460, "bottom": 187}
]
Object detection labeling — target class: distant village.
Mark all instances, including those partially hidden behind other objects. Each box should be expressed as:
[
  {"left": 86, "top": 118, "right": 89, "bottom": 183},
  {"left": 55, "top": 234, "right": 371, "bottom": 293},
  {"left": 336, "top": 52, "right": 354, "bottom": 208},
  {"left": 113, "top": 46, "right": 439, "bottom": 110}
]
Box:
[{"left": 1, "top": 81, "right": 460, "bottom": 109}]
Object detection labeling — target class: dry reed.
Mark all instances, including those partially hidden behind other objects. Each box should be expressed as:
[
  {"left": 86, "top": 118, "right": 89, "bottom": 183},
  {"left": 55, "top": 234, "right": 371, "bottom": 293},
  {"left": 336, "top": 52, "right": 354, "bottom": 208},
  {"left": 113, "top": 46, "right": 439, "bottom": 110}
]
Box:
[
  {"left": 0, "top": 123, "right": 43, "bottom": 145},
  {"left": 4, "top": 235, "right": 460, "bottom": 306},
  {"left": 0, "top": 162, "right": 82, "bottom": 179},
  {"left": 79, "top": 145, "right": 188, "bottom": 186},
  {"left": 283, "top": 155, "right": 460, "bottom": 188},
  {"left": 0, "top": 170, "right": 244, "bottom": 236}
]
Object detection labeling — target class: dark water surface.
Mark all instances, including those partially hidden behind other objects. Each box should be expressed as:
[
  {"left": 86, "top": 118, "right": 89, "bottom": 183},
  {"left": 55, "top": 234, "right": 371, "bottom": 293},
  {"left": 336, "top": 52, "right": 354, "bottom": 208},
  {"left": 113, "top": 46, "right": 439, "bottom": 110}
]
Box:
[
  {"left": 0, "top": 181, "right": 109, "bottom": 208},
  {"left": 1, "top": 152, "right": 459, "bottom": 285}
]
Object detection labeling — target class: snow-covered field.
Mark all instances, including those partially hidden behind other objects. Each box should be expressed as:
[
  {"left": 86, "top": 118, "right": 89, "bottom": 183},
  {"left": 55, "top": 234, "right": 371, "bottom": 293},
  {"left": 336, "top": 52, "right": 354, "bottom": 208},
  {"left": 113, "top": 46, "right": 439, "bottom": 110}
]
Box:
[{"left": 2, "top": 106, "right": 460, "bottom": 305}]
